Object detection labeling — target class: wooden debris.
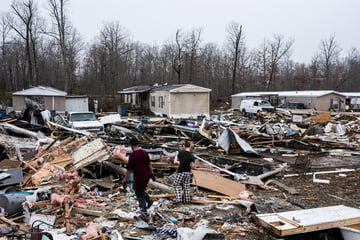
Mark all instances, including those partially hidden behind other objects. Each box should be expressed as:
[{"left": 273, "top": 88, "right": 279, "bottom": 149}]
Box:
[
  {"left": 64, "top": 183, "right": 72, "bottom": 235},
  {"left": 72, "top": 207, "right": 105, "bottom": 217},
  {"left": 191, "top": 199, "right": 243, "bottom": 205},
  {"left": 299, "top": 196, "right": 317, "bottom": 201},
  {"left": 256, "top": 205, "right": 360, "bottom": 236},
  {"left": 192, "top": 170, "right": 245, "bottom": 197}
]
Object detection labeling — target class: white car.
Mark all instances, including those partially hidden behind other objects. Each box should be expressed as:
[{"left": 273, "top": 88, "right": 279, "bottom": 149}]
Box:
[{"left": 65, "top": 111, "right": 104, "bottom": 133}]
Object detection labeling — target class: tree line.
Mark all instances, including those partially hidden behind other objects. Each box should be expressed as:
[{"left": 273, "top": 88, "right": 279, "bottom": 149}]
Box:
[{"left": 1, "top": 0, "right": 360, "bottom": 111}]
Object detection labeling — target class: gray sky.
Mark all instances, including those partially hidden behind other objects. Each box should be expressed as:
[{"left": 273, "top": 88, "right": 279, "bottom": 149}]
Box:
[{"left": 0, "top": 0, "right": 359, "bottom": 63}]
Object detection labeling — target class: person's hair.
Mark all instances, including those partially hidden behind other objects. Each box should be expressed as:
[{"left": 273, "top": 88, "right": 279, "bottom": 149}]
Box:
[
  {"left": 184, "top": 141, "right": 191, "bottom": 148},
  {"left": 130, "top": 137, "right": 139, "bottom": 147}
]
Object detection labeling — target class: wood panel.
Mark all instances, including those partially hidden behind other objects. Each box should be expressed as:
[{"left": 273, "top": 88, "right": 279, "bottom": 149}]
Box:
[
  {"left": 256, "top": 205, "right": 360, "bottom": 236},
  {"left": 192, "top": 170, "right": 245, "bottom": 197}
]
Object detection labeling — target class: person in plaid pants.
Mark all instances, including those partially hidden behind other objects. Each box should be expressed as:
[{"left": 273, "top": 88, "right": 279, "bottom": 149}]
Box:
[{"left": 173, "top": 141, "right": 196, "bottom": 204}]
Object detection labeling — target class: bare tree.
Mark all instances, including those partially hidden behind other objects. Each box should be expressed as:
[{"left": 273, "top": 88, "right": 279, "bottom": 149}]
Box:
[
  {"left": 226, "top": 22, "right": 244, "bottom": 94},
  {"left": 0, "top": 15, "right": 12, "bottom": 90},
  {"left": 173, "top": 29, "right": 185, "bottom": 83},
  {"left": 336, "top": 47, "right": 360, "bottom": 90},
  {"left": 267, "top": 35, "right": 294, "bottom": 90},
  {"left": 185, "top": 28, "right": 202, "bottom": 83},
  {"left": 253, "top": 35, "right": 293, "bottom": 90},
  {"left": 82, "top": 22, "right": 133, "bottom": 95},
  {"left": 318, "top": 34, "right": 341, "bottom": 86},
  {"left": 9, "top": 0, "right": 41, "bottom": 87},
  {"left": 252, "top": 41, "right": 268, "bottom": 89},
  {"left": 47, "top": 0, "right": 82, "bottom": 93}
]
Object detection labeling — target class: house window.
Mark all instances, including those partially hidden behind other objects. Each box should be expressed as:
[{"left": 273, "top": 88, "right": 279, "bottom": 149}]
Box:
[
  {"left": 331, "top": 98, "right": 340, "bottom": 111},
  {"left": 159, "top": 96, "right": 164, "bottom": 108},
  {"left": 151, "top": 96, "right": 155, "bottom": 107}
]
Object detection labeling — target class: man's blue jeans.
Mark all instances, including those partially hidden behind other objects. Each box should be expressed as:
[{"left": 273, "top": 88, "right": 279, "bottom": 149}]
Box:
[{"left": 134, "top": 184, "right": 150, "bottom": 215}]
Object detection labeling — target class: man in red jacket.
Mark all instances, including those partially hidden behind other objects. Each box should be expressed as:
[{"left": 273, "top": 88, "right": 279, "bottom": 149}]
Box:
[{"left": 123, "top": 138, "right": 154, "bottom": 221}]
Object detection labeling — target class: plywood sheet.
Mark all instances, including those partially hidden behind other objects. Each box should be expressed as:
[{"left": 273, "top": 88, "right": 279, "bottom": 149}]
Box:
[
  {"left": 256, "top": 205, "right": 360, "bottom": 236},
  {"left": 192, "top": 170, "right": 245, "bottom": 198}
]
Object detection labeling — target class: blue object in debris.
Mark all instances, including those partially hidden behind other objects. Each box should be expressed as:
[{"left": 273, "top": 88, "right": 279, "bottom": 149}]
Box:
[
  {"left": 247, "top": 112, "right": 254, "bottom": 119},
  {"left": 50, "top": 110, "right": 56, "bottom": 117}
]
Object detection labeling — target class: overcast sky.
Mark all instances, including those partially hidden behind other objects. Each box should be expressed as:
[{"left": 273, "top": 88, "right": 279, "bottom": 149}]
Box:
[{"left": 0, "top": 0, "right": 359, "bottom": 63}]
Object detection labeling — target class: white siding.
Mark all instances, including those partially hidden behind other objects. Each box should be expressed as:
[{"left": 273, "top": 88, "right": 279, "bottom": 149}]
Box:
[
  {"left": 149, "top": 91, "right": 170, "bottom": 117},
  {"left": 65, "top": 98, "right": 89, "bottom": 112},
  {"left": 170, "top": 92, "right": 209, "bottom": 118}
]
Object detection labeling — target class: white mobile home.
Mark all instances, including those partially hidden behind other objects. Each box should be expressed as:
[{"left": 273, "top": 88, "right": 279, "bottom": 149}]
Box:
[
  {"left": 232, "top": 90, "right": 346, "bottom": 111},
  {"left": 342, "top": 92, "right": 360, "bottom": 111},
  {"left": 150, "top": 84, "right": 211, "bottom": 118}
]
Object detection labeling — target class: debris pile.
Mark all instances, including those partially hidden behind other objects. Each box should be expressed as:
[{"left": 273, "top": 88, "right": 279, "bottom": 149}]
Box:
[{"left": 0, "top": 108, "right": 359, "bottom": 240}]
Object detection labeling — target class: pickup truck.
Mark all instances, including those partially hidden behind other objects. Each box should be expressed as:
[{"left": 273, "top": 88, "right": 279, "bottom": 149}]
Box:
[{"left": 65, "top": 111, "right": 104, "bottom": 134}]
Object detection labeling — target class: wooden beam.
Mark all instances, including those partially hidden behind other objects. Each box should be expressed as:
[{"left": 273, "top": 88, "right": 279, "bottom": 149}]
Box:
[
  {"left": 190, "top": 199, "right": 243, "bottom": 205},
  {"left": 72, "top": 207, "right": 104, "bottom": 217}
]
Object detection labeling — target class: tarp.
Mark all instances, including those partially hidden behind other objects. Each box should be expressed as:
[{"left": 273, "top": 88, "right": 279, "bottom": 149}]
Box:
[{"left": 217, "top": 128, "right": 258, "bottom": 155}]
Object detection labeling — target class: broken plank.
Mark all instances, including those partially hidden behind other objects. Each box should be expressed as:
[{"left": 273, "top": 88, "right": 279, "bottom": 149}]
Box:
[
  {"left": 191, "top": 199, "right": 243, "bottom": 205},
  {"left": 192, "top": 170, "right": 245, "bottom": 198},
  {"left": 0, "top": 216, "right": 20, "bottom": 226},
  {"left": 72, "top": 207, "right": 104, "bottom": 217},
  {"left": 47, "top": 121, "right": 91, "bottom": 136},
  {"left": 207, "top": 195, "right": 239, "bottom": 200}
]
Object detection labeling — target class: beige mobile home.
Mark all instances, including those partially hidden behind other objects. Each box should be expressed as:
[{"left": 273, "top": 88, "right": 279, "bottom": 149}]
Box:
[
  {"left": 12, "top": 86, "right": 67, "bottom": 113},
  {"left": 150, "top": 84, "right": 211, "bottom": 118}
]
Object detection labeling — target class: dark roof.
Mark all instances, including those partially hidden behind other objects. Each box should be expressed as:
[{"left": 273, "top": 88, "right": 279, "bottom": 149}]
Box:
[
  {"left": 117, "top": 85, "right": 155, "bottom": 94},
  {"left": 118, "top": 84, "right": 211, "bottom": 94},
  {"left": 152, "top": 84, "right": 211, "bottom": 92},
  {"left": 151, "top": 84, "right": 188, "bottom": 91}
]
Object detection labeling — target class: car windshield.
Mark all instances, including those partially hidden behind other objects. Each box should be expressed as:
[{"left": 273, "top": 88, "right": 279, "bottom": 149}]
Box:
[
  {"left": 70, "top": 113, "right": 97, "bottom": 121},
  {"left": 260, "top": 101, "right": 272, "bottom": 106}
]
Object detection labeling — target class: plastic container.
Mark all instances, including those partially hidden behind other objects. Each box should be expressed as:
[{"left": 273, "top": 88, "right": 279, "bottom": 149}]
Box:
[{"left": 0, "top": 192, "right": 33, "bottom": 216}]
